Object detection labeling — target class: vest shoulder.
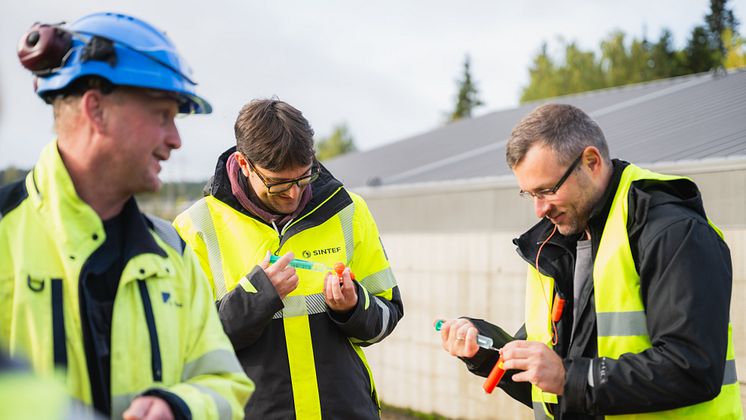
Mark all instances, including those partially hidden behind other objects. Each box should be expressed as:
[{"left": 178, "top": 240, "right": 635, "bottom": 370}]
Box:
[
  {"left": 628, "top": 180, "right": 712, "bottom": 247},
  {"left": 144, "top": 214, "right": 186, "bottom": 255},
  {"left": 0, "top": 179, "right": 29, "bottom": 221}
]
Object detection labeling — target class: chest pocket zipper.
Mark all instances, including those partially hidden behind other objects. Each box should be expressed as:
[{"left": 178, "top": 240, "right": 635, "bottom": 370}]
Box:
[
  {"left": 51, "top": 278, "right": 67, "bottom": 368},
  {"left": 137, "top": 280, "right": 162, "bottom": 382}
]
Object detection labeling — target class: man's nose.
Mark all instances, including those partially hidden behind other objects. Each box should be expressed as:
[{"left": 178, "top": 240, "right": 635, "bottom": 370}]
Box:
[
  {"left": 534, "top": 197, "right": 552, "bottom": 219},
  {"left": 284, "top": 183, "right": 303, "bottom": 197},
  {"left": 166, "top": 122, "right": 182, "bottom": 150}
]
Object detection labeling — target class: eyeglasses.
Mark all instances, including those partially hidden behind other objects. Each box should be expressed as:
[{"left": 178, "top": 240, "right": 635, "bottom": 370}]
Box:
[
  {"left": 519, "top": 153, "right": 583, "bottom": 200},
  {"left": 248, "top": 160, "right": 319, "bottom": 194}
]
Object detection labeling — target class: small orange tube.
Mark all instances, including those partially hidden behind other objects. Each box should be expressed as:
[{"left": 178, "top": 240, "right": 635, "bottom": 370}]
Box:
[
  {"left": 551, "top": 295, "right": 566, "bottom": 323},
  {"left": 333, "top": 262, "right": 356, "bottom": 282},
  {"left": 483, "top": 356, "right": 506, "bottom": 394}
]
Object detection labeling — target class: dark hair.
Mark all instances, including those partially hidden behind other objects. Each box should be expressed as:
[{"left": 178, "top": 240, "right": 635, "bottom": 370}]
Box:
[
  {"left": 506, "top": 103, "right": 610, "bottom": 168},
  {"left": 234, "top": 98, "right": 315, "bottom": 171},
  {"left": 46, "top": 75, "right": 115, "bottom": 104}
]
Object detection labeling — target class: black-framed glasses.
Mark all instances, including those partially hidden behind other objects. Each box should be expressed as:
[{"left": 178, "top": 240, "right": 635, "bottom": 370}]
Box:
[
  {"left": 519, "top": 153, "right": 583, "bottom": 200},
  {"left": 248, "top": 160, "right": 319, "bottom": 194}
]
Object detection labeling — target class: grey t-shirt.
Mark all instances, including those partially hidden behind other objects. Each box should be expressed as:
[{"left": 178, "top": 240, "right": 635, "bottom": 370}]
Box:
[
  {"left": 573, "top": 238, "right": 594, "bottom": 386},
  {"left": 572, "top": 239, "right": 593, "bottom": 341}
]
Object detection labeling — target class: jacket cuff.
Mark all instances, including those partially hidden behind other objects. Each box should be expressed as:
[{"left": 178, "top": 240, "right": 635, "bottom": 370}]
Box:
[
  {"left": 460, "top": 346, "right": 499, "bottom": 376},
  {"left": 246, "top": 265, "right": 284, "bottom": 309},
  {"left": 142, "top": 388, "right": 192, "bottom": 420},
  {"left": 561, "top": 357, "right": 591, "bottom": 413},
  {"left": 216, "top": 265, "right": 284, "bottom": 350}
]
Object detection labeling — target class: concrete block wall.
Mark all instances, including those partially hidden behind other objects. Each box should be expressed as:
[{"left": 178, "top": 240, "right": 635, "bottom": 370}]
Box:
[{"left": 365, "top": 232, "right": 534, "bottom": 419}]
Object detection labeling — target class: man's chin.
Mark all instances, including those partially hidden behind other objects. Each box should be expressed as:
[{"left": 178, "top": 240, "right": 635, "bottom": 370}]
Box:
[
  {"left": 270, "top": 201, "right": 300, "bottom": 215},
  {"left": 137, "top": 177, "right": 162, "bottom": 195},
  {"left": 556, "top": 223, "right": 580, "bottom": 236}
]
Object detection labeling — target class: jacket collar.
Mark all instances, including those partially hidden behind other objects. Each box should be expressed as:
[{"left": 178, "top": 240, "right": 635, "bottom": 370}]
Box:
[{"left": 29, "top": 141, "right": 165, "bottom": 261}]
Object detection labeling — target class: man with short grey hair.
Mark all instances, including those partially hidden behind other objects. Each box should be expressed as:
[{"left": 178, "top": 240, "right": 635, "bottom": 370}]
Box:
[
  {"left": 438, "top": 103, "right": 741, "bottom": 418},
  {"left": 1, "top": 12, "right": 252, "bottom": 419}
]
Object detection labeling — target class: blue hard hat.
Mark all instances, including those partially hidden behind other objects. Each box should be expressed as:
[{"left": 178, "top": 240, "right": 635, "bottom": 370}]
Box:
[{"left": 34, "top": 12, "right": 211, "bottom": 114}]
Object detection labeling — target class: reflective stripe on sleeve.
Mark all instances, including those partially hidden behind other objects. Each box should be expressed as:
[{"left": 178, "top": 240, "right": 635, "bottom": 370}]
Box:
[
  {"left": 181, "top": 349, "right": 245, "bottom": 382},
  {"left": 190, "top": 383, "right": 233, "bottom": 420},
  {"left": 359, "top": 267, "right": 396, "bottom": 295}
]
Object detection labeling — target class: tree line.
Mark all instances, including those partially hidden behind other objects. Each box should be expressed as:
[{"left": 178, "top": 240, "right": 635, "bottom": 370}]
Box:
[{"left": 519, "top": 0, "right": 743, "bottom": 102}]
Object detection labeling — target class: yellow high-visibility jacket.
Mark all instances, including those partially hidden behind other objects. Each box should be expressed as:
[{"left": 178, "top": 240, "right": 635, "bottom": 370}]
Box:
[
  {"left": 173, "top": 147, "right": 404, "bottom": 419},
  {"left": 0, "top": 142, "right": 253, "bottom": 419}
]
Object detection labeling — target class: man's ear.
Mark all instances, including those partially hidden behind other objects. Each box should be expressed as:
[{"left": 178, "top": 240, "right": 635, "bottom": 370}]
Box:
[
  {"left": 80, "top": 90, "right": 107, "bottom": 134},
  {"left": 234, "top": 151, "right": 251, "bottom": 177},
  {"left": 582, "top": 146, "right": 604, "bottom": 174}
]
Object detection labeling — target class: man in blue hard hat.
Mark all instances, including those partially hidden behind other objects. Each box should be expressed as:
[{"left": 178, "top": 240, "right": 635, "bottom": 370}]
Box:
[{"left": 0, "top": 12, "right": 253, "bottom": 420}]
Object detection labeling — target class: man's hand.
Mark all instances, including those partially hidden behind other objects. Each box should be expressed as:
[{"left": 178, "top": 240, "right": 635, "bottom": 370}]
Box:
[
  {"left": 324, "top": 266, "right": 358, "bottom": 312},
  {"left": 436, "top": 318, "right": 480, "bottom": 358},
  {"left": 501, "top": 340, "right": 565, "bottom": 395},
  {"left": 261, "top": 251, "right": 299, "bottom": 299},
  {"left": 123, "top": 396, "right": 174, "bottom": 420}
]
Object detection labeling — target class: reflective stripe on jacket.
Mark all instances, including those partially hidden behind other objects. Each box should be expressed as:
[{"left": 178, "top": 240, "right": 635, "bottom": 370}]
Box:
[
  {"left": 173, "top": 157, "right": 403, "bottom": 419},
  {"left": 0, "top": 142, "right": 253, "bottom": 419},
  {"left": 525, "top": 163, "right": 742, "bottom": 419}
]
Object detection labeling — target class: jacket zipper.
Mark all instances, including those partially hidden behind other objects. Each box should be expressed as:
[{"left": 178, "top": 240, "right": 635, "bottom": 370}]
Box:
[
  {"left": 137, "top": 280, "right": 162, "bottom": 382},
  {"left": 51, "top": 278, "right": 67, "bottom": 368}
]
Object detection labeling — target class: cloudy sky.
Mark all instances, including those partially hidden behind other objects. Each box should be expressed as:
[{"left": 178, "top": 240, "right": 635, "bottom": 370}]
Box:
[{"left": 1, "top": 0, "right": 743, "bottom": 181}]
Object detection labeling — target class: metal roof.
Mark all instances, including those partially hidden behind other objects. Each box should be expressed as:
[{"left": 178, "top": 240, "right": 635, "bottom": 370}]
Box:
[{"left": 325, "top": 69, "right": 746, "bottom": 189}]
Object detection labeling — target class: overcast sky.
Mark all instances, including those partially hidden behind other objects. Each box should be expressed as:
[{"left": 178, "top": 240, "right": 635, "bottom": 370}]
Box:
[{"left": 2, "top": 1, "right": 744, "bottom": 181}]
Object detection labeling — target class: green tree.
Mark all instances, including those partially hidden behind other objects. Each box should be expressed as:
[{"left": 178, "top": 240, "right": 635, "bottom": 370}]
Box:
[
  {"left": 649, "top": 29, "right": 687, "bottom": 78},
  {"left": 520, "top": 0, "right": 744, "bottom": 102},
  {"left": 316, "top": 123, "right": 357, "bottom": 161},
  {"left": 559, "top": 42, "right": 605, "bottom": 95},
  {"left": 684, "top": 25, "right": 718, "bottom": 72},
  {"left": 705, "top": 0, "right": 740, "bottom": 65},
  {"left": 521, "top": 43, "right": 560, "bottom": 102},
  {"left": 447, "top": 55, "right": 484, "bottom": 122}
]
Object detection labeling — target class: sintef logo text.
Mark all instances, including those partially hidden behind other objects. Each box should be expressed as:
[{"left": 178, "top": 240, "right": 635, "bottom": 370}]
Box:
[{"left": 303, "top": 247, "right": 342, "bottom": 257}]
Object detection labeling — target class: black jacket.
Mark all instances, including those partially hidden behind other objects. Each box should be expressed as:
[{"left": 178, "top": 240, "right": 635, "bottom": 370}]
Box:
[{"left": 463, "top": 160, "right": 732, "bottom": 419}]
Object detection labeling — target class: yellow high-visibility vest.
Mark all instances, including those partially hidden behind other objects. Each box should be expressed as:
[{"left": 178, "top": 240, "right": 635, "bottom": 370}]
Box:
[{"left": 525, "top": 163, "right": 742, "bottom": 419}]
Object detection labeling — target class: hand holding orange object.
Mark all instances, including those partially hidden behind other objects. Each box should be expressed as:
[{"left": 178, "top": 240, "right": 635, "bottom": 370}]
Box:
[
  {"left": 324, "top": 265, "right": 358, "bottom": 312},
  {"left": 333, "top": 262, "right": 356, "bottom": 283}
]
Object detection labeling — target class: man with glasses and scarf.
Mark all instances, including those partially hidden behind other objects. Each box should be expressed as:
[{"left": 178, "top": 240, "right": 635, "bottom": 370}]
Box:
[
  {"left": 174, "top": 98, "right": 403, "bottom": 419},
  {"left": 437, "top": 103, "right": 741, "bottom": 419}
]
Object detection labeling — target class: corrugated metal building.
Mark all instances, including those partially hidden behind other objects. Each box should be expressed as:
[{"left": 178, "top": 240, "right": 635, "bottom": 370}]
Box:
[{"left": 325, "top": 70, "right": 746, "bottom": 419}]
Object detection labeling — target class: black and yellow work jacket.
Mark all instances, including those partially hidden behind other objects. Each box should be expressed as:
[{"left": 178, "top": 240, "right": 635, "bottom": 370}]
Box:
[
  {"left": 173, "top": 147, "right": 404, "bottom": 419},
  {"left": 0, "top": 142, "right": 253, "bottom": 419}
]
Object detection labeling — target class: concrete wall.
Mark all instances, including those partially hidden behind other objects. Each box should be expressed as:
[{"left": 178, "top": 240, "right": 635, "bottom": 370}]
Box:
[{"left": 359, "top": 165, "right": 746, "bottom": 419}]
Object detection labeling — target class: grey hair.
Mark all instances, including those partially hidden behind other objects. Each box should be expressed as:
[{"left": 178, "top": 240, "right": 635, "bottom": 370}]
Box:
[{"left": 505, "top": 103, "right": 610, "bottom": 168}]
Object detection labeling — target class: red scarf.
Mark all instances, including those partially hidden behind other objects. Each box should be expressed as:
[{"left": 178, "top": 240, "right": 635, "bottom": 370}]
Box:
[{"left": 226, "top": 153, "right": 312, "bottom": 228}]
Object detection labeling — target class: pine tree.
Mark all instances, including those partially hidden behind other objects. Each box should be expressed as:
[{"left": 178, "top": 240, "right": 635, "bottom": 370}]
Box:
[{"left": 447, "top": 55, "right": 484, "bottom": 122}]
